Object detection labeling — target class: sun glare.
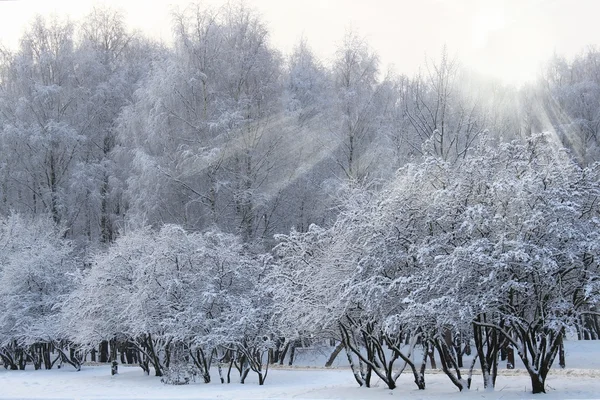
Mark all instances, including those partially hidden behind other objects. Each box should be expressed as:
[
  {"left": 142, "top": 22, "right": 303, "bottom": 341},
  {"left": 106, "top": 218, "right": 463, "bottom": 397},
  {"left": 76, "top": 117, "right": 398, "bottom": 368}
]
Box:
[
  {"left": 467, "top": 3, "right": 549, "bottom": 86},
  {"left": 472, "top": 4, "right": 506, "bottom": 50}
]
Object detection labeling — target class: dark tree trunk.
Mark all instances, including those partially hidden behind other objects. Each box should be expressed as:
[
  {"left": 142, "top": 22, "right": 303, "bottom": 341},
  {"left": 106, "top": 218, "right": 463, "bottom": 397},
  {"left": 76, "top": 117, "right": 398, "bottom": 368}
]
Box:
[
  {"left": 278, "top": 341, "right": 290, "bottom": 365},
  {"left": 454, "top": 333, "right": 463, "bottom": 368},
  {"left": 109, "top": 338, "right": 118, "bottom": 362},
  {"left": 144, "top": 334, "right": 164, "bottom": 377},
  {"left": 120, "top": 343, "right": 126, "bottom": 364},
  {"left": 325, "top": 342, "right": 344, "bottom": 367},
  {"left": 99, "top": 341, "right": 109, "bottom": 363},
  {"left": 530, "top": 374, "right": 546, "bottom": 394},
  {"left": 472, "top": 316, "right": 506, "bottom": 389},
  {"left": 17, "top": 348, "right": 26, "bottom": 370},
  {"left": 42, "top": 343, "right": 52, "bottom": 370},
  {"left": 288, "top": 343, "right": 296, "bottom": 366},
  {"left": 54, "top": 346, "right": 81, "bottom": 371},
  {"left": 339, "top": 320, "right": 403, "bottom": 390},
  {"left": 0, "top": 351, "right": 18, "bottom": 370},
  {"left": 428, "top": 346, "right": 437, "bottom": 369},
  {"left": 506, "top": 346, "right": 515, "bottom": 369},
  {"left": 433, "top": 336, "right": 466, "bottom": 392},
  {"left": 189, "top": 347, "right": 211, "bottom": 383},
  {"left": 240, "top": 368, "right": 250, "bottom": 384},
  {"left": 227, "top": 357, "right": 234, "bottom": 383},
  {"left": 558, "top": 333, "right": 565, "bottom": 369},
  {"left": 125, "top": 344, "right": 136, "bottom": 364}
]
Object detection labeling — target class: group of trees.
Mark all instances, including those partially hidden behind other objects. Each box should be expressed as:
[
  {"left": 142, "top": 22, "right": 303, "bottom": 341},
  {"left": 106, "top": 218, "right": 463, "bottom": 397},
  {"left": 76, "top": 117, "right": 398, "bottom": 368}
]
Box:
[
  {"left": 0, "top": 9, "right": 154, "bottom": 246},
  {"left": 273, "top": 134, "right": 600, "bottom": 393},
  {"left": 64, "top": 225, "right": 273, "bottom": 384},
  {"left": 2, "top": 2, "right": 600, "bottom": 395}
]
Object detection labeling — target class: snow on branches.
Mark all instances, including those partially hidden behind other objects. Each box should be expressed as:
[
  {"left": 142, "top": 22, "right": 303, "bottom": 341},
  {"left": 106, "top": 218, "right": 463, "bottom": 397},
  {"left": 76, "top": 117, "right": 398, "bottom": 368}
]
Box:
[
  {"left": 65, "top": 225, "right": 273, "bottom": 383},
  {"left": 272, "top": 134, "right": 600, "bottom": 393}
]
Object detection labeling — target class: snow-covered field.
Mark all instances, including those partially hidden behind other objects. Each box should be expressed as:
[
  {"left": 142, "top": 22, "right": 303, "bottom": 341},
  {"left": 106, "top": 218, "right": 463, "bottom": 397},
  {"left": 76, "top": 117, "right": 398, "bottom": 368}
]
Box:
[
  {"left": 2, "top": 365, "right": 600, "bottom": 400},
  {"left": 4, "top": 364, "right": 600, "bottom": 400},
  {"left": 3, "top": 341, "right": 600, "bottom": 400}
]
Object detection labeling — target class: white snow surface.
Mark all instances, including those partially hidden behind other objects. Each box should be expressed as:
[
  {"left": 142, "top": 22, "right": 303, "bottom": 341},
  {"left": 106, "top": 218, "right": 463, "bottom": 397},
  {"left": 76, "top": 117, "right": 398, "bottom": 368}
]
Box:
[{"left": 3, "top": 341, "right": 600, "bottom": 400}]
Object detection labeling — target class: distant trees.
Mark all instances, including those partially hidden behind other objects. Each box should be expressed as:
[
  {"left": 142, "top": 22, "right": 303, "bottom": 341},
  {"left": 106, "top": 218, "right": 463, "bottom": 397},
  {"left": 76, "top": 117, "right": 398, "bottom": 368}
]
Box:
[
  {"left": 402, "top": 48, "right": 489, "bottom": 162},
  {"left": 119, "top": 3, "right": 285, "bottom": 243},
  {"left": 285, "top": 38, "right": 330, "bottom": 124},
  {"left": 0, "top": 5, "right": 519, "bottom": 248},
  {"left": 0, "top": 11, "right": 156, "bottom": 246},
  {"left": 0, "top": 17, "right": 83, "bottom": 226},
  {"left": 74, "top": 6, "right": 155, "bottom": 245},
  {"left": 330, "top": 31, "right": 382, "bottom": 181},
  {"left": 541, "top": 49, "right": 600, "bottom": 165}
]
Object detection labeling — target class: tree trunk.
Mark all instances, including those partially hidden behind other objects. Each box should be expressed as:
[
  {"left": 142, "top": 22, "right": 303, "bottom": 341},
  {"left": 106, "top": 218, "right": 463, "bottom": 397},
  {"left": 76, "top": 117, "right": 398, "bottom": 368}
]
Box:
[
  {"left": 325, "top": 342, "right": 344, "bottom": 367},
  {"left": 506, "top": 346, "right": 514, "bottom": 369},
  {"left": 428, "top": 347, "right": 437, "bottom": 369},
  {"left": 17, "top": 348, "right": 26, "bottom": 370},
  {"left": 433, "top": 337, "right": 466, "bottom": 392},
  {"left": 558, "top": 333, "right": 565, "bottom": 369},
  {"left": 279, "top": 341, "right": 290, "bottom": 365},
  {"left": 99, "top": 341, "right": 109, "bottom": 363},
  {"left": 288, "top": 342, "right": 296, "bottom": 366},
  {"left": 530, "top": 373, "right": 546, "bottom": 394},
  {"left": 43, "top": 343, "right": 52, "bottom": 370},
  {"left": 257, "top": 371, "right": 265, "bottom": 385}
]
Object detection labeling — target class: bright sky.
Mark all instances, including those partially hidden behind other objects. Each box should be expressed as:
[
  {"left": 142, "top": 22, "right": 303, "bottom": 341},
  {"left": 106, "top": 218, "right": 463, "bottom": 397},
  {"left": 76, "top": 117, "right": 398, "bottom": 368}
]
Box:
[{"left": 1, "top": 0, "right": 599, "bottom": 85}]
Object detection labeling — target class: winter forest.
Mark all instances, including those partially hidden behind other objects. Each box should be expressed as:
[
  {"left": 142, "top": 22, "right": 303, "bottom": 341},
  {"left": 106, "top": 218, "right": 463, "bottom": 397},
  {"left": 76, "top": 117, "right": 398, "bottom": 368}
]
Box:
[{"left": 2, "top": 2, "right": 600, "bottom": 397}]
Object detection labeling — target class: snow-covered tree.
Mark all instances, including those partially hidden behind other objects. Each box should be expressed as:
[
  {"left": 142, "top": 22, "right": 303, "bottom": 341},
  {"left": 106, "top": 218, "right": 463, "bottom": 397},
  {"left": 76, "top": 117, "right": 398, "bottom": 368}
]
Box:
[
  {"left": 403, "top": 48, "right": 488, "bottom": 163},
  {"left": 273, "top": 133, "right": 600, "bottom": 393},
  {"left": 119, "top": 3, "right": 285, "bottom": 243},
  {"left": 285, "top": 38, "right": 331, "bottom": 124},
  {"left": 272, "top": 184, "right": 428, "bottom": 390},
  {"left": 0, "top": 17, "right": 84, "bottom": 226},
  {"left": 387, "top": 135, "right": 600, "bottom": 393},
  {"left": 0, "top": 214, "right": 76, "bottom": 370},
  {"left": 65, "top": 223, "right": 271, "bottom": 383}
]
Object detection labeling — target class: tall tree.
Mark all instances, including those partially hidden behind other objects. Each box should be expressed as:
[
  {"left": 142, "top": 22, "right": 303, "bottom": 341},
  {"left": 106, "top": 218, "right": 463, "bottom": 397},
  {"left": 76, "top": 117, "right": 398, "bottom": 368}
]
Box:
[
  {"left": 0, "top": 16, "right": 83, "bottom": 226},
  {"left": 120, "top": 3, "right": 284, "bottom": 243}
]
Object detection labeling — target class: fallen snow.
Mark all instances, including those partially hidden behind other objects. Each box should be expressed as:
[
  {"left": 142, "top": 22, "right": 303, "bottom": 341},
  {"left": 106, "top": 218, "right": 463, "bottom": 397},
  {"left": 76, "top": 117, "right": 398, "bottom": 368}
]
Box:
[{"left": 3, "top": 341, "right": 600, "bottom": 399}]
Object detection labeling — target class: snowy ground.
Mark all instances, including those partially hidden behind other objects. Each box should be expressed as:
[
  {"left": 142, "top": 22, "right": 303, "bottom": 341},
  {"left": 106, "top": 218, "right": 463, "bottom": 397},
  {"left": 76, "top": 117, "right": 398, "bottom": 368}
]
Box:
[{"left": 3, "top": 341, "right": 600, "bottom": 399}]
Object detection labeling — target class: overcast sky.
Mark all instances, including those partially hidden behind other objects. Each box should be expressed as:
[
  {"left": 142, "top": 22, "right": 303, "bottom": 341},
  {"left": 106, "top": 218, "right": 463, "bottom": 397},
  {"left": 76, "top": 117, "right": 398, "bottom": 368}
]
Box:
[{"left": 1, "top": 0, "right": 599, "bottom": 85}]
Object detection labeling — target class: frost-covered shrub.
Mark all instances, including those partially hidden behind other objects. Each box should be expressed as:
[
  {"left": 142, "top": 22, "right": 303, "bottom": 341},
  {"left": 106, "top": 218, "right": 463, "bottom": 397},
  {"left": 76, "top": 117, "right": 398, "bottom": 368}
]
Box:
[{"left": 161, "top": 363, "right": 200, "bottom": 385}]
